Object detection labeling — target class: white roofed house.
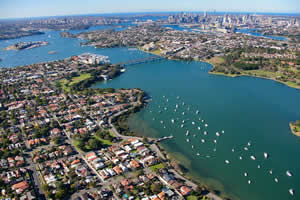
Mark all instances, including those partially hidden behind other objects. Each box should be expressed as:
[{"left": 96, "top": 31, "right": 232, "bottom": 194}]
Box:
[{"left": 140, "top": 155, "right": 157, "bottom": 167}]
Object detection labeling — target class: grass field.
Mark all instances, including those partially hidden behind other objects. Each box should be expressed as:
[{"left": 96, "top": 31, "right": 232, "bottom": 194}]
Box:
[
  {"left": 149, "top": 163, "right": 165, "bottom": 172},
  {"left": 150, "top": 49, "right": 162, "bottom": 56},
  {"left": 69, "top": 73, "right": 91, "bottom": 86},
  {"left": 58, "top": 73, "right": 91, "bottom": 92},
  {"left": 204, "top": 56, "right": 224, "bottom": 65},
  {"left": 94, "top": 135, "right": 113, "bottom": 146}
]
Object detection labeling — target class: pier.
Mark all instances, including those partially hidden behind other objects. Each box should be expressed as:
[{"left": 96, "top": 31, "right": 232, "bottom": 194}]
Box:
[
  {"left": 115, "top": 55, "right": 164, "bottom": 67},
  {"left": 156, "top": 135, "right": 174, "bottom": 142}
]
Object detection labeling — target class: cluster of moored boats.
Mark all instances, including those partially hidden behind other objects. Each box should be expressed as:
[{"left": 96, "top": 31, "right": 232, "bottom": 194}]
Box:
[{"left": 149, "top": 95, "right": 296, "bottom": 197}]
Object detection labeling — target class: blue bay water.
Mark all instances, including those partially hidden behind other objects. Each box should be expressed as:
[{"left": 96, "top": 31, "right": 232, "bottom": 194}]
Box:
[
  {"left": 95, "top": 60, "right": 300, "bottom": 200},
  {"left": 0, "top": 27, "right": 299, "bottom": 200}
]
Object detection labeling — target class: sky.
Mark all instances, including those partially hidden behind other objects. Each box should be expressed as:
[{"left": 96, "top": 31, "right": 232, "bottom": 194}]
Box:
[{"left": 0, "top": 0, "right": 299, "bottom": 19}]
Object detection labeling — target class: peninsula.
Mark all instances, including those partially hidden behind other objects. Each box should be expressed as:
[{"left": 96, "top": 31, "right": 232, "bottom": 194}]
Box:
[{"left": 3, "top": 41, "right": 49, "bottom": 51}]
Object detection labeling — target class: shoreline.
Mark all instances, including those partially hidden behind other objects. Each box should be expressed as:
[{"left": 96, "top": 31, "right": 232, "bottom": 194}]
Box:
[
  {"left": 138, "top": 48, "right": 300, "bottom": 90},
  {"left": 202, "top": 58, "right": 300, "bottom": 90},
  {"left": 110, "top": 104, "right": 232, "bottom": 200},
  {"left": 289, "top": 122, "right": 300, "bottom": 137}
]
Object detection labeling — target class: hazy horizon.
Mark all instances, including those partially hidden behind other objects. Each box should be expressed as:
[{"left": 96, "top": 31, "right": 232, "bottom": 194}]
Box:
[{"left": 1, "top": 0, "right": 299, "bottom": 19}]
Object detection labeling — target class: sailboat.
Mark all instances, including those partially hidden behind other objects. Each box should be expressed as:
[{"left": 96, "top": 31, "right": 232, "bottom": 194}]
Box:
[
  {"left": 225, "top": 160, "right": 230, "bottom": 164},
  {"left": 264, "top": 152, "right": 268, "bottom": 159},
  {"left": 289, "top": 189, "right": 294, "bottom": 196},
  {"left": 250, "top": 156, "right": 256, "bottom": 160}
]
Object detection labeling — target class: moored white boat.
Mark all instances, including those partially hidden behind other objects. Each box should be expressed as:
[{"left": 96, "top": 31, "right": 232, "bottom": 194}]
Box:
[
  {"left": 286, "top": 170, "right": 292, "bottom": 177},
  {"left": 289, "top": 189, "right": 294, "bottom": 196}
]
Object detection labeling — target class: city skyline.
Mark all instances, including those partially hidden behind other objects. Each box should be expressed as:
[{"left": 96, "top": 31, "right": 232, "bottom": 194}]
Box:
[{"left": 1, "top": 0, "right": 300, "bottom": 19}]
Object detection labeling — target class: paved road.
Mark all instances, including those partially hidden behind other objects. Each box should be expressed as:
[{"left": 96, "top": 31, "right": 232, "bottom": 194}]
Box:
[
  {"left": 108, "top": 109, "right": 143, "bottom": 140},
  {"left": 150, "top": 144, "right": 166, "bottom": 160}
]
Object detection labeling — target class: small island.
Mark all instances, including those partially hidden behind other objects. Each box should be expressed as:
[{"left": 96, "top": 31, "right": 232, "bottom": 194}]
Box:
[
  {"left": 290, "top": 120, "right": 300, "bottom": 137},
  {"left": 3, "top": 41, "right": 49, "bottom": 51}
]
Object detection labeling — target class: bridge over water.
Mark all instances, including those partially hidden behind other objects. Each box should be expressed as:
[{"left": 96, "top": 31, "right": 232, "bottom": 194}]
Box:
[{"left": 115, "top": 55, "right": 164, "bottom": 67}]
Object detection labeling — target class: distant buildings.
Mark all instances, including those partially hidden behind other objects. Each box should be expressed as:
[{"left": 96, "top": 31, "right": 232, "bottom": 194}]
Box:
[{"left": 77, "top": 53, "right": 110, "bottom": 64}]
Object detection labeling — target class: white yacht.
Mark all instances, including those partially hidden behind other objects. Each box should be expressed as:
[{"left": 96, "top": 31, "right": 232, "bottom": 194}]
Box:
[
  {"left": 264, "top": 152, "right": 268, "bottom": 159},
  {"left": 225, "top": 160, "right": 230, "bottom": 164},
  {"left": 286, "top": 170, "right": 292, "bottom": 177},
  {"left": 250, "top": 156, "right": 256, "bottom": 160},
  {"left": 186, "top": 130, "right": 189, "bottom": 136},
  {"left": 289, "top": 189, "right": 294, "bottom": 196}
]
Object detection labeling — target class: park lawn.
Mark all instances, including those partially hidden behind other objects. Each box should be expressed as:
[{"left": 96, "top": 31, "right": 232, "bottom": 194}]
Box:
[
  {"left": 94, "top": 135, "right": 113, "bottom": 146},
  {"left": 187, "top": 196, "right": 198, "bottom": 200},
  {"left": 244, "top": 69, "right": 280, "bottom": 78},
  {"left": 69, "top": 73, "right": 91, "bottom": 86},
  {"left": 58, "top": 73, "right": 91, "bottom": 92},
  {"left": 149, "top": 163, "right": 165, "bottom": 172},
  {"left": 58, "top": 79, "right": 70, "bottom": 92},
  {"left": 150, "top": 49, "right": 162, "bottom": 56},
  {"left": 205, "top": 56, "right": 224, "bottom": 65}
]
